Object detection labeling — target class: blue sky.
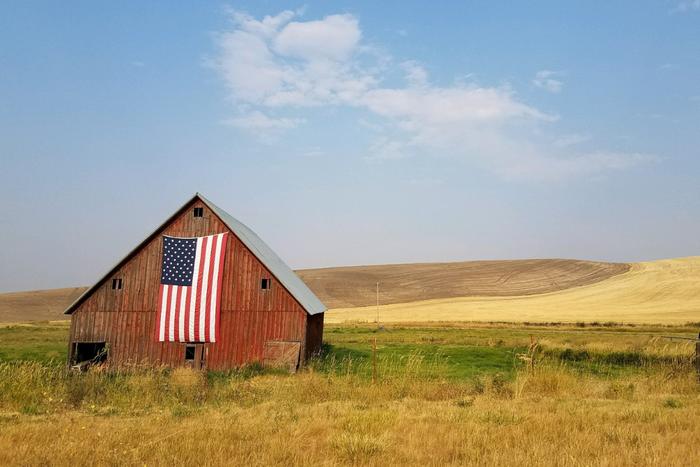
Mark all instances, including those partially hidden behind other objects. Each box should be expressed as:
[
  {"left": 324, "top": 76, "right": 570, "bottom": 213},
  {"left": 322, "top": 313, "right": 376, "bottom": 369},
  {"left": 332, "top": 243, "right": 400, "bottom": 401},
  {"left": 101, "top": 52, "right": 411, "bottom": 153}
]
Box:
[{"left": 1, "top": 1, "right": 699, "bottom": 292}]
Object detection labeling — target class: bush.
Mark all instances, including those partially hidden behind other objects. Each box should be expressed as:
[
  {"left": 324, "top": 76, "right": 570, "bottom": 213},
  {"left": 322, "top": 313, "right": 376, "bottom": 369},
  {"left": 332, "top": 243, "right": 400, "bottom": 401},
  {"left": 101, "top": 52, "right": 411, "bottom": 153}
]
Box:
[{"left": 663, "top": 398, "right": 682, "bottom": 408}]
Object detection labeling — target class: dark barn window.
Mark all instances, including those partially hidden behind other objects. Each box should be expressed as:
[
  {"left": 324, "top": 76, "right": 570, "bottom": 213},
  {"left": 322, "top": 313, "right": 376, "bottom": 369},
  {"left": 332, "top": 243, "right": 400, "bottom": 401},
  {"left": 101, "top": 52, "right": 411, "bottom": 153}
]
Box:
[
  {"left": 261, "top": 278, "right": 270, "bottom": 290},
  {"left": 185, "top": 345, "right": 196, "bottom": 361},
  {"left": 72, "top": 342, "right": 107, "bottom": 365},
  {"left": 193, "top": 207, "right": 204, "bottom": 217},
  {"left": 111, "top": 278, "right": 122, "bottom": 290}
]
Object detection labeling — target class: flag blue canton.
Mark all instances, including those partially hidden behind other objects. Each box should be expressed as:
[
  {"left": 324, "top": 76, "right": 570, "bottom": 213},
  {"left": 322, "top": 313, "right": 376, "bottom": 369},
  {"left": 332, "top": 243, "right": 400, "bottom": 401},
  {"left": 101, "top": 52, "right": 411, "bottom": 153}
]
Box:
[{"left": 161, "top": 236, "right": 197, "bottom": 286}]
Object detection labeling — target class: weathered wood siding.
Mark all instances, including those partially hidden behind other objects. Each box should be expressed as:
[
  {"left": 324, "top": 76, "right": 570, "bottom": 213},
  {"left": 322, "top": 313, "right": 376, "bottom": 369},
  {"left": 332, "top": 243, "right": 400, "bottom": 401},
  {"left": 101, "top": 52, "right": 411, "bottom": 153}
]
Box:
[
  {"left": 304, "top": 312, "right": 324, "bottom": 360},
  {"left": 69, "top": 199, "right": 321, "bottom": 370}
]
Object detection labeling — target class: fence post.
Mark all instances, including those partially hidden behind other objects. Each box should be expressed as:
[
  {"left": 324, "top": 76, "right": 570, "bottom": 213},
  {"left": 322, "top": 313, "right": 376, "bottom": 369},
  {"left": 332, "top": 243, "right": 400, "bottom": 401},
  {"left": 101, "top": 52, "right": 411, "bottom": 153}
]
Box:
[{"left": 696, "top": 333, "right": 700, "bottom": 381}]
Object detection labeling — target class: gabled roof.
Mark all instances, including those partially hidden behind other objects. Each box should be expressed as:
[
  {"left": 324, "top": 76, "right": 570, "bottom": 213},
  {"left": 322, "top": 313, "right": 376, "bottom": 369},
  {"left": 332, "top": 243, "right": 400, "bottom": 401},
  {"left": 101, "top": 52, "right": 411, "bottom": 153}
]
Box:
[{"left": 64, "top": 193, "right": 326, "bottom": 315}]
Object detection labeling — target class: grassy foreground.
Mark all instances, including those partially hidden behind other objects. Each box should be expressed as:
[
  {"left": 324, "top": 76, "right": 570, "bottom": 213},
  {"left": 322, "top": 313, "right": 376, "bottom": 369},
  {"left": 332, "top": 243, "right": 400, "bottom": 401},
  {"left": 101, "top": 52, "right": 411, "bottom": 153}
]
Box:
[{"left": 0, "top": 322, "right": 699, "bottom": 465}]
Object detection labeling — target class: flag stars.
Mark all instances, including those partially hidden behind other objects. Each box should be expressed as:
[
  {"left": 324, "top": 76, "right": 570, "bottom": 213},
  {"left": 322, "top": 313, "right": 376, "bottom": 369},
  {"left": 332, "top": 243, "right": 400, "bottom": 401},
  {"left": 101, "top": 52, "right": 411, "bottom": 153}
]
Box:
[{"left": 161, "top": 236, "right": 198, "bottom": 286}]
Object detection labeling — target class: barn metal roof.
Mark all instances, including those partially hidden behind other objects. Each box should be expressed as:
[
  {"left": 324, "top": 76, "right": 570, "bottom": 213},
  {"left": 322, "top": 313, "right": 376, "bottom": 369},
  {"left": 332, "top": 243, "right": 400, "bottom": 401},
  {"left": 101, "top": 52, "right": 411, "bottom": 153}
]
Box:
[
  {"left": 197, "top": 193, "right": 326, "bottom": 315},
  {"left": 64, "top": 193, "right": 326, "bottom": 315}
]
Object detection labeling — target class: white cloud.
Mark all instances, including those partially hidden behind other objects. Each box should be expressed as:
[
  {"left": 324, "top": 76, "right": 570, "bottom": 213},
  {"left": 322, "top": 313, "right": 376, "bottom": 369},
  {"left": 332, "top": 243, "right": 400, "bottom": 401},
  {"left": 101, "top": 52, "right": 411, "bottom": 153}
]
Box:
[
  {"left": 672, "top": 1, "right": 700, "bottom": 13},
  {"left": 301, "top": 147, "right": 325, "bottom": 158},
  {"left": 223, "top": 111, "right": 304, "bottom": 130},
  {"left": 401, "top": 61, "right": 428, "bottom": 88},
  {"left": 553, "top": 133, "right": 590, "bottom": 148},
  {"left": 213, "top": 11, "right": 375, "bottom": 108},
  {"left": 213, "top": 10, "right": 655, "bottom": 181},
  {"left": 533, "top": 70, "right": 564, "bottom": 93},
  {"left": 499, "top": 151, "right": 659, "bottom": 181},
  {"left": 658, "top": 63, "right": 679, "bottom": 71},
  {"left": 273, "top": 14, "right": 361, "bottom": 61},
  {"left": 362, "top": 86, "right": 553, "bottom": 125}
]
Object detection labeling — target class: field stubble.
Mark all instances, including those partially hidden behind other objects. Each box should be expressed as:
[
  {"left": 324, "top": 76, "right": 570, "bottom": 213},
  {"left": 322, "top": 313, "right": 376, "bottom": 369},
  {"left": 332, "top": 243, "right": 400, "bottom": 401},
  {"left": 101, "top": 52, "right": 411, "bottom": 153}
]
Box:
[{"left": 327, "top": 257, "right": 700, "bottom": 325}]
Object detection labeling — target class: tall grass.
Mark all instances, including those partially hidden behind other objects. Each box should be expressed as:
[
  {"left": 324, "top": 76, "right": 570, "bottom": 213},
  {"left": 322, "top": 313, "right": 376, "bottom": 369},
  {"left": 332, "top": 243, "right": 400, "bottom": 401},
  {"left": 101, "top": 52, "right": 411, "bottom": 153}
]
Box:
[
  {"left": 1, "top": 323, "right": 698, "bottom": 465},
  {"left": 1, "top": 357, "right": 698, "bottom": 466}
]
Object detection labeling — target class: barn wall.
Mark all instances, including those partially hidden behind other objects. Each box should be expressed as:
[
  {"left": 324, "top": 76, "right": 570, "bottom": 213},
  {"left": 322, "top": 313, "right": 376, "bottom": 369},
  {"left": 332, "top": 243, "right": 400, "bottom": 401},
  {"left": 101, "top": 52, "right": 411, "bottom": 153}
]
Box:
[
  {"left": 304, "top": 313, "right": 324, "bottom": 360},
  {"left": 69, "top": 199, "right": 316, "bottom": 370}
]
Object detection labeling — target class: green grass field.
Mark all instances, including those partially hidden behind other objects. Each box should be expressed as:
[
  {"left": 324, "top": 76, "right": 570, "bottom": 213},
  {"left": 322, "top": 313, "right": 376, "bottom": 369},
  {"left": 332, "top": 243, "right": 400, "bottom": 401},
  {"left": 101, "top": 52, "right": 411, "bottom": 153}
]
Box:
[
  {"left": 0, "top": 322, "right": 68, "bottom": 363},
  {"left": 2, "top": 321, "right": 697, "bottom": 379}
]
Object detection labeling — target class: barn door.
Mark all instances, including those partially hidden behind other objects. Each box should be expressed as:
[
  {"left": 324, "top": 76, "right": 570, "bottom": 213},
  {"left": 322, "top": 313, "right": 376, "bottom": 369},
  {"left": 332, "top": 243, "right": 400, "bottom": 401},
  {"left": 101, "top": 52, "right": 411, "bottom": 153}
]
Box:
[
  {"left": 263, "top": 341, "right": 301, "bottom": 372},
  {"left": 184, "top": 343, "right": 207, "bottom": 370}
]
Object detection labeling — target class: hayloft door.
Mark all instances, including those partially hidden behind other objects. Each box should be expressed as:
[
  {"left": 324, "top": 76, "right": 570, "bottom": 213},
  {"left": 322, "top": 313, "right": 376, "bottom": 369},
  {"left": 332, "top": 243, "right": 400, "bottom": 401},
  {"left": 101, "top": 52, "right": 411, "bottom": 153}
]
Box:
[{"left": 184, "top": 343, "right": 207, "bottom": 369}]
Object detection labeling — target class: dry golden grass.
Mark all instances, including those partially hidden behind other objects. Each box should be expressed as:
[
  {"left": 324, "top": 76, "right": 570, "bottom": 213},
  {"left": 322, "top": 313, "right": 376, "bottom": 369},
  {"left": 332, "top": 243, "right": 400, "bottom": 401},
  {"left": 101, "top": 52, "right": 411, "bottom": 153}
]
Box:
[
  {"left": 1, "top": 321, "right": 698, "bottom": 466},
  {"left": 0, "top": 364, "right": 698, "bottom": 466},
  {"left": 327, "top": 257, "right": 700, "bottom": 325}
]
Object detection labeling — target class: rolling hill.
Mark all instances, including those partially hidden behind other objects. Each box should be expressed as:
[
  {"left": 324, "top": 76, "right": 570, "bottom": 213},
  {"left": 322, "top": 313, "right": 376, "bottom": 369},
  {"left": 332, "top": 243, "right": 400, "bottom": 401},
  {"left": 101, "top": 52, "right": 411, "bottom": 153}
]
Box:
[
  {"left": 297, "top": 259, "right": 628, "bottom": 308},
  {"left": 326, "top": 257, "right": 700, "bottom": 325},
  {"left": 0, "top": 259, "right": 627, "bottom": 323},
  {"left": 0, "top": 287, "right": 87, "bottom": 323},
  {"left": 5, "top": 257, "right": 699, "bottom": 325}
]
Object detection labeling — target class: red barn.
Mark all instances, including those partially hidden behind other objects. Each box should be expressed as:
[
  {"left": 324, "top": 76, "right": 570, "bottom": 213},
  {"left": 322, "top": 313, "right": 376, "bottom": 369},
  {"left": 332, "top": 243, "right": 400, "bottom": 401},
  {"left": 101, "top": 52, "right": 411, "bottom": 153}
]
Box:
[{"left": 64, "top": 193, "right": 326, "bottom": 370}]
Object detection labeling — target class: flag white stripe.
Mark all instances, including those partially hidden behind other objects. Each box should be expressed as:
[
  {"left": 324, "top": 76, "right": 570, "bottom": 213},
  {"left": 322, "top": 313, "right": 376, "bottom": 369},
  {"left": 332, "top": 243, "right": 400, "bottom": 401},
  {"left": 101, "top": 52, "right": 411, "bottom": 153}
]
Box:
[
  {"left": 209, "top": 234, "right": 224, "bottom": 342},
  {"left": 178, "top": 282, "right": 187, "bottom": 342},
  {"left": 168, "top": 285, "right": 178, "bottom": 341},
  {"left": 188, "top": 238, "right": 203, "bottom": 341},
  {"left": 199, "top": 235, "right": 213, "bottom": 340},
  {"left": 159, "top": 284, "right": 169, "bottom": 341}
]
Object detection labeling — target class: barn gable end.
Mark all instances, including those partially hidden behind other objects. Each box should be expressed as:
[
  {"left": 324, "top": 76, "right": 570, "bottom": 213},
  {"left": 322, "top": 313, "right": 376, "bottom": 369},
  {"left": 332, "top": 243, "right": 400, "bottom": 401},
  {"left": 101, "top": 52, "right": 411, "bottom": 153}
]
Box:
[{"left": 66, "top": 193, "right": 325, "bottom": 369}]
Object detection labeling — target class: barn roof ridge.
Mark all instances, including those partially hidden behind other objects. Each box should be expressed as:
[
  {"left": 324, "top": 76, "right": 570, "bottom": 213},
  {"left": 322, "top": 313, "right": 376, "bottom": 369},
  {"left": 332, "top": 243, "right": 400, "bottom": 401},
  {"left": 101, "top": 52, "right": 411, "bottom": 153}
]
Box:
[{"left": 64, "top": 193, "right": 326, "bottom": 315}]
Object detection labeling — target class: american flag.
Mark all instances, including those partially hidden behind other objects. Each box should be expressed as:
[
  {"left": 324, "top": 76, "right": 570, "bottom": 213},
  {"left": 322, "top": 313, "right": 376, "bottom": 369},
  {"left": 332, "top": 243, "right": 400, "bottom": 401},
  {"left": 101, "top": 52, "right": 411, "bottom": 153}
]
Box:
[{"left": 156, "top": 233, "right": 228, "bottom": 342}]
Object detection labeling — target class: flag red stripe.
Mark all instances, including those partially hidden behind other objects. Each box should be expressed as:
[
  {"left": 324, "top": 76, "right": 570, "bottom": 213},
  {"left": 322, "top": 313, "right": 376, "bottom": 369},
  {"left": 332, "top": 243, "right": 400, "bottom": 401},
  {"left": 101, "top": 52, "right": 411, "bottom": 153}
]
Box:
[
  {"left": 173, "top": 286, "right": 183, "bottom": 342},
  {"left": 214, "top": 234, "right": 228, "bottom": 342},
  {"left": 193, "top": 235, "right": 209, "bottom": 342},
  {"left": 183, "top": 284, "right": 192, "bottom": 342},
  {"left": 157, "top": 284, "right": 165, "bottom": 341},
  {"left": 163, "top": 285, "right": 172, "bottom": 343},
  {"left": 187, "top": 237, "right": 203, "bottom": 342},
  {"left": 204, "top": 236, "right": 217, "bottom": 342}
]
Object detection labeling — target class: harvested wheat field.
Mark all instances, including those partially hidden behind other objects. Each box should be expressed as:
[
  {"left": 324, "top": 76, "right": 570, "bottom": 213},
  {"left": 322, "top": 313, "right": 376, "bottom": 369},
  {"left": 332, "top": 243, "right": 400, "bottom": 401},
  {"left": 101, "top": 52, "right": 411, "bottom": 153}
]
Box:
[
  {"left": 0, "top": 287, "right": 86, "bottom": 323},
  {"left": 299, "top": 259, "right": 629, "bottom": 308},
  {"left": 327, "top": 257, "right": 700, "bottom": 325},
  {"left": 1, "top": 257, "right": 698, "bottom": 326}
]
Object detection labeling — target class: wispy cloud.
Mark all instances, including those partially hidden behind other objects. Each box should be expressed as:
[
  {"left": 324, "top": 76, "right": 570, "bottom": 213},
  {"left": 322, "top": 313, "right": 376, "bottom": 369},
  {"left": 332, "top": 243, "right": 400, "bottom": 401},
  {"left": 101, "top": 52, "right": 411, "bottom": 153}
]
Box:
[
  {"left": 221, "top": 110, "right": 305, "bottom": 143},
  {"left": 212, "top": 10, "right": 656, "bottom": 181},
  {"left": 533, "top": 70, "right": 564, "bottom": 93},
  {"left": 672, "top": 1, "right": 700, "bottom": 13},
  {"left": 223, "top": 110, "right": 304, "bottom": 130},
  {"left": 658, "top": 63, "right": 679, "bottom": 71},
  {"left": 552, "top": 133, "right": 590, "bottom": 148}
]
